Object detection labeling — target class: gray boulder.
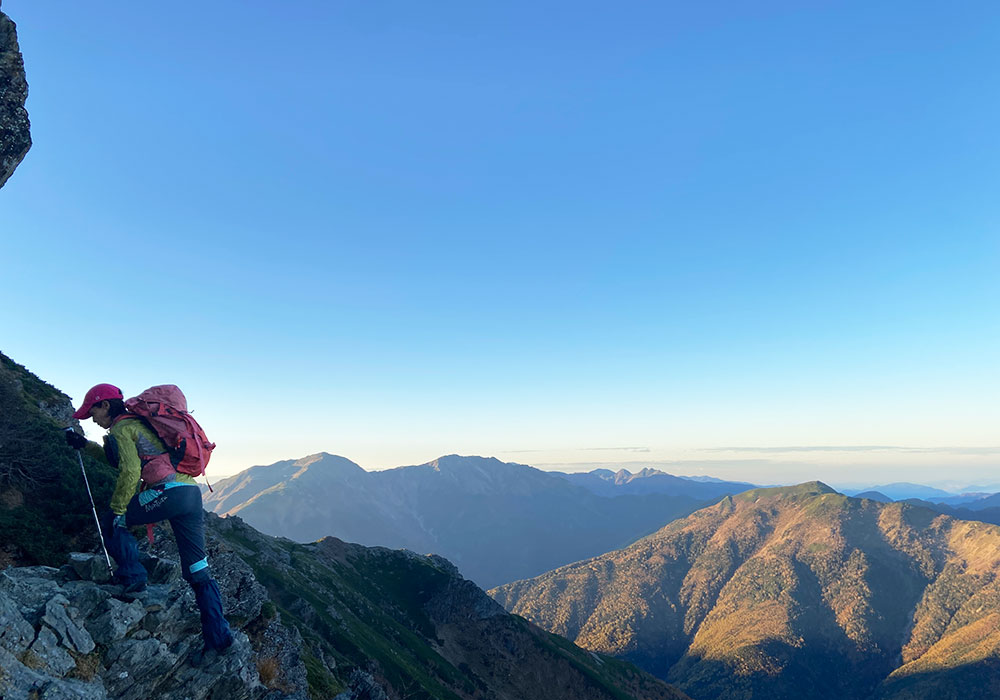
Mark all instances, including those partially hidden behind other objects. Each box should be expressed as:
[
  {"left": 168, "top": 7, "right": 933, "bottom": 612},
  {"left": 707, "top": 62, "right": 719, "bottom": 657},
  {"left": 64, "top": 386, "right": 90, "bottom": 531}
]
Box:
[
  {"left": 137, "top": 585, "right": 201, "bottom": 645},
  {"left": 41, "top": 595, "right": 95, "bottom": 655},
  {"left": 139, "top": 554, "right": 182, "bottom": 585},
  {"left": 86, "top": 597, "right": 146, "bottom": 645},
  {"left": 27, "top": 626, "right": 77, "bottom": 677},
  {"left": 68, "top": 553, "right": 113, "bottom": 584},
  {"left": 60, "top": 581, "right": 113, "bottom": 619},
  {"left": 152, "top": 632, "right": 261, "bottom": 700},
  {"left": 0, "top": 568, "right": 64, "bottom": 624},
  {"left": 0, "top": 590, "right": 35, "bottom": 653},
  {"left": 0, "top": 646, "right": 107, "bottom": 700},
  {"left": 100, "top": 637, "right": 181, "bottom": 699}
]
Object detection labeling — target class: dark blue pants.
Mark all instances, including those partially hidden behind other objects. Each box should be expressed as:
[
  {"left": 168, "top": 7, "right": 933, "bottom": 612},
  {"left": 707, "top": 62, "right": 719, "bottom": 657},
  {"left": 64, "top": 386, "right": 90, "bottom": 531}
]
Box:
[{"left": 101, "top": 485, "right": 233, "bottom": 650}]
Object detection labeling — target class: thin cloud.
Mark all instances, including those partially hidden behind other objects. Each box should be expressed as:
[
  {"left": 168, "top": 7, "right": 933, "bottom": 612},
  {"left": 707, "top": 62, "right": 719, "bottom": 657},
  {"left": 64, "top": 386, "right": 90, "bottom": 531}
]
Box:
[
  {"left": 502, "top": 446, "right": 651, "bottom": 454},
  {"left": 535, "top": 459, "right": 780, "bottom": 471},
  {"left": 703, "top": 446, "right": 905, "bottom": 453},
  {"left": 581, "top": 446, "right": 651, "bottom": 453},
  {"left": 702, "top": 446, "right": 1000, "bottom": 456}
]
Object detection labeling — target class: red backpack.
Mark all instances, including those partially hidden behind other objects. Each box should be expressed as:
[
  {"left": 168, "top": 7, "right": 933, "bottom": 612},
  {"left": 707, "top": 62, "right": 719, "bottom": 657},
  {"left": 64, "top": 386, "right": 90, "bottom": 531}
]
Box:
[{"left": 125, "top": 385, "right": 215, "bottom": 478}]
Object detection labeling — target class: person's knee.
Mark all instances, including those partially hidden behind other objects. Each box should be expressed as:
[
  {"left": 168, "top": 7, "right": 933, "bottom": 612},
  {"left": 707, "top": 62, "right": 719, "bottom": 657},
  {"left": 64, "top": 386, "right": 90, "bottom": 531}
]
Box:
[{"left": 185, "top": 559, "right": 211, "bottom": 585}]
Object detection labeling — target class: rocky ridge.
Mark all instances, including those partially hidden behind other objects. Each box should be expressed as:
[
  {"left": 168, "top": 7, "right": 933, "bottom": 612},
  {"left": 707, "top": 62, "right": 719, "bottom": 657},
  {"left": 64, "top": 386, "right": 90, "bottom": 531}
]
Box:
[
  {"left": 558, "top": 468, "right": 756, "bottom": 499},
  {"left": 0, "top": 500, "right": 690, "bottom": 700},
  {"left": 212, "top": 511, "right": 691, "bottom": 700},
  {"left": 0, "top": 549, "right": 306, "bottom": 700}
]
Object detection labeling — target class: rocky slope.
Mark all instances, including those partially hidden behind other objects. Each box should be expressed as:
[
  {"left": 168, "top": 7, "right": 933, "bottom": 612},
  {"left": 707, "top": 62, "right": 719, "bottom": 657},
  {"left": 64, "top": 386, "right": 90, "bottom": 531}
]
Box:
[
  {"left": 0, "top": 350, "right": 690, "bottom": 700},
  {"left": 492, "top": 483, "right": 1000, "bottom": 700},
  {"left": 206, "top": 453, "right": 724, "bottom": 588},
  {"left": 2, "top": 512, "right": 691, "bottom": 700},
  {"left": 0, "top": 548, "right": 305, "bottom": 700},
  {"left": 215, "top": 513, "right": 690, "bottom": 700},
  {"left": 0, "top": 8, "right": 31, "bottom": 188}
]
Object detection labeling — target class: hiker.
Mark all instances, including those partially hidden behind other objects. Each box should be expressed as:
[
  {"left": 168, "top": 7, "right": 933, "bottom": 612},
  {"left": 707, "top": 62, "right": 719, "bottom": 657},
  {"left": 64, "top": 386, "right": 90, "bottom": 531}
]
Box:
[{"left": 65, "top": 383, "right": 233, "bottom": 665}]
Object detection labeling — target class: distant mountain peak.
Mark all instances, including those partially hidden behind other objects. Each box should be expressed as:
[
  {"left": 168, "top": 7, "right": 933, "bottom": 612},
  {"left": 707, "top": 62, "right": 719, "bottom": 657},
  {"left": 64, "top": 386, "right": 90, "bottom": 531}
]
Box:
[
  {"left": 291, "top": 452, "right": 365, "bottom": 472},
  {"left": 294, "top": 452, "right": 333, "bottom": 466},
  {"left": 426, "top": 454, "right": 505, "bottom": 472},
  {"left": 613, "top": 467, "right": 661, "bottom": 485},
  {"left": 854, "top": 490, "right": 893, "bottom": 503},
  {"left": 737, "top": 480, "right": 837, "bottom": 501}
]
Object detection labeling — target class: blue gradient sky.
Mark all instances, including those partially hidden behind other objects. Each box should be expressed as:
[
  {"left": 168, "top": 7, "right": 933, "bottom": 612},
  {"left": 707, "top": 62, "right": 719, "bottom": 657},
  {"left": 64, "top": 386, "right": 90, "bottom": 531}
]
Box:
[{"left": 2, "top": 1, "right": 998, "bottom": 486}]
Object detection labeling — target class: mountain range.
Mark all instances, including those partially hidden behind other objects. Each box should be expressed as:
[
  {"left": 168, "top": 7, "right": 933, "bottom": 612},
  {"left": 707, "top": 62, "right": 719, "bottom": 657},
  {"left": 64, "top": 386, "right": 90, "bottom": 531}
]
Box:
[
  {"left": 0, "top": 350, "right": 689, "bottom": 700},
  {"left": 895, "top": 498, "right": 1000, "bottom": 530},
  {"left": 842, "top": 483, "right": 1000, "bottom": 508},
  {"left": 491, "top": 482, "right": 1000, "bottom": 700},
  {"left": 558, "top": 467, "right": 757, "bottom": 499},
  {"left": 205, "top": 453, "right": 755, "bottom": 588},
  {"left": 842, "top": 482, "right": 955, "bottom": 501}
]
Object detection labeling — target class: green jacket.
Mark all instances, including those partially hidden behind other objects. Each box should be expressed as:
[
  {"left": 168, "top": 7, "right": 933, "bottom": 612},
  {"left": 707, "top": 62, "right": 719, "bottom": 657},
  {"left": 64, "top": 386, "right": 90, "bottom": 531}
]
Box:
[{"left": 84, "top": 417, "right": 196, "bottom": 514}]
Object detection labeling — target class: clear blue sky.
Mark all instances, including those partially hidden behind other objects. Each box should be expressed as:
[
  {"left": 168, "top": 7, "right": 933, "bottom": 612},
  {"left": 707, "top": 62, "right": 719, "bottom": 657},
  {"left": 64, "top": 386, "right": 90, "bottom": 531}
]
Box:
[{"left": 2, "top": 1, "right": 998, "bottom": 487}]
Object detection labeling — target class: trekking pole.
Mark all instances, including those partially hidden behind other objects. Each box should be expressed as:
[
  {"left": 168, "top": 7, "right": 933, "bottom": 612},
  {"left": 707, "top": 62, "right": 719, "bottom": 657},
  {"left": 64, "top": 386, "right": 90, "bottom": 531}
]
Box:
[{"left": 66, "top": 430, "right": 114, "bottom": 577}]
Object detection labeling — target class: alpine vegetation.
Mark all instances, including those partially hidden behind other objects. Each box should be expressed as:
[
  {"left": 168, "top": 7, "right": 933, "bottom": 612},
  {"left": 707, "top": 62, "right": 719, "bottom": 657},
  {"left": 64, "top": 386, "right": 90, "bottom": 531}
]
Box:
[{"left": 492, "top": 483, "right": 1000, "bottom": 700}]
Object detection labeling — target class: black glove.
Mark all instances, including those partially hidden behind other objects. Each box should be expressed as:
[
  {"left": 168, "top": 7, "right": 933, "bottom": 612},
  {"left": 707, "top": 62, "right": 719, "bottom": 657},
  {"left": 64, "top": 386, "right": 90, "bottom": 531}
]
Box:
[{"left": 65, "top": 429, "right": 88, "bottom": 450}]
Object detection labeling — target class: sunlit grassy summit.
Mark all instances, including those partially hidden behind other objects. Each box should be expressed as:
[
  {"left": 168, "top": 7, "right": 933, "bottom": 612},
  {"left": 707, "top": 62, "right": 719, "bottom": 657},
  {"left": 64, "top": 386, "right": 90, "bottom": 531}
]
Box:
[{"left": 492, "top": 483, "right": 1000, "bottom": 700}]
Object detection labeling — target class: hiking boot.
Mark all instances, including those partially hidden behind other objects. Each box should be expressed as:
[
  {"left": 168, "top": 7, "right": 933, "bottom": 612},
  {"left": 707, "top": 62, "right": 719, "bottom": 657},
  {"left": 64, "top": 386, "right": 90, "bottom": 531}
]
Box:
[
  {"left": 111, "top": 574, "right": 147, "bottom": 589},
  {"left": 123, "top": 580, "right": 147, "bottom": 594},
  {"left": 188, "top": 637, "right": 234, "bottom": 668}
]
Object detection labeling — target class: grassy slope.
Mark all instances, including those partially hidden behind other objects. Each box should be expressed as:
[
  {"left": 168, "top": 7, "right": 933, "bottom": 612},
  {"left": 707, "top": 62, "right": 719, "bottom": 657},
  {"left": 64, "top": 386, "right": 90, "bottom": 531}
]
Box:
[
  {"left": 213, "top": 515, "right": 689, "bottom": 700},
  {"left": 492, "top": 483, "right": 1000, "bottom": 700},
  {"left": 0, "top": 352, "right": 116, "bottom": 567}
]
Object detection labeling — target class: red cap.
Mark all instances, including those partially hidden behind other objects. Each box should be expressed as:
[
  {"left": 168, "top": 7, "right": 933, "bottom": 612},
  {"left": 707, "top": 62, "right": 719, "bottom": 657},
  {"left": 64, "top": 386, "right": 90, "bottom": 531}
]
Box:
[{"left": 73, "top": 383, "right": 124, "bottom": 419}]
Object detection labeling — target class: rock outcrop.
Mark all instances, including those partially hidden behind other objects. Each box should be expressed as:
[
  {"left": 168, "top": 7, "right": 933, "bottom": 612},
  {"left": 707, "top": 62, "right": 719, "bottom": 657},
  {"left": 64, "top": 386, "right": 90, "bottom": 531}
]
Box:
[
  {"left": 0, "top": 8, "right": 31, "bottom": 189},
  {"left": 0, "top": 550, "right": 309, "bottom": 700}
]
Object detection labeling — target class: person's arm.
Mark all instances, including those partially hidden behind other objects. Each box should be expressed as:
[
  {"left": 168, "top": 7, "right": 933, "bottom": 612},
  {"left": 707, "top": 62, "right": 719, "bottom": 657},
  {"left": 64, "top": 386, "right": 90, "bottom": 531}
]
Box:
[
  {"left": 108, "top": 423, "right": 142, "bottom": 515},
  {"left": 66, "top": 429, "right": 108, "bottom": 465}
]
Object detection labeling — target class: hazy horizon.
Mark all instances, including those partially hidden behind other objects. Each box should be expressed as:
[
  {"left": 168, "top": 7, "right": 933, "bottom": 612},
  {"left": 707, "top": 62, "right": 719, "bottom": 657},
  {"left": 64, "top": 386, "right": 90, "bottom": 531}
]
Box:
[{"left": 208, "top": 448, "right": 1000, "bottom": 493}]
